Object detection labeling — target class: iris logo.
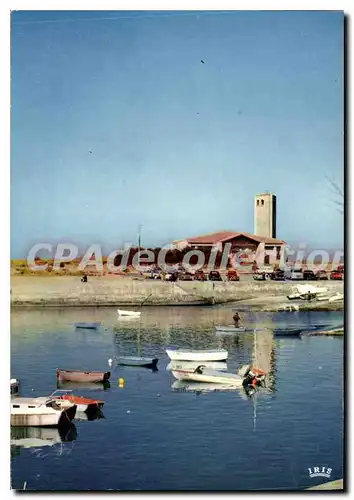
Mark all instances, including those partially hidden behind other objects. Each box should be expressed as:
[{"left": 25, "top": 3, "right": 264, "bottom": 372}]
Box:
[{"left": 308, "top": 466, "right": 332, "bottom": 479}]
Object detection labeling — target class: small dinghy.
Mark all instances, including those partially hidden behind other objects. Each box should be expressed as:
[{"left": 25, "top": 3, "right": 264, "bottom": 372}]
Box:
[
  {"left": 115, "top": 356, "right": 158, "bottom": 368},
  {"left": 166, "top": 348, "right": 228, "bottom": 362},
  {"left": 117, "top": 309, "right": 141, "bottom": 317},
  {"left": 167, "top": 360, "right": 228, "bottom": 372},
  {"left": 215, "top": 325, "right": 246, "bottom": 333},
  {"left": 74, "top": 322, "right": 101, "bottom": 330},
  {"left": 56, "top": 369, "right": 110, "bottom": 384},
  {"left": 273, "top": 328, "right": 303, "bottom": 337},
  {"left": 171, "top": 364, "right": 266, "bottom": 387}
]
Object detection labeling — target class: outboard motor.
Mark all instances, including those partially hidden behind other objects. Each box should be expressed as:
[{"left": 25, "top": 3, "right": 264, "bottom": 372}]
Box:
[{"left": 10, "top": 378, "right": 20, "bottom": 396}]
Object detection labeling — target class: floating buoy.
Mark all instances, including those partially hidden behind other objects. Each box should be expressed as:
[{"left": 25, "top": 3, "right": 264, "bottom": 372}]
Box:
[
  {"left": 119, "top": 378, "right": 125, "bottom": 387},
  {"left": 108, "top": 358, "right": 113, "bottom": 366}
]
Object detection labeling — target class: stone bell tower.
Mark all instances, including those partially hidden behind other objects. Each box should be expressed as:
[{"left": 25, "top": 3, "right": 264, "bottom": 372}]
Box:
[{"left": 254, "top": 193, "right": 277, "bottom": 239}]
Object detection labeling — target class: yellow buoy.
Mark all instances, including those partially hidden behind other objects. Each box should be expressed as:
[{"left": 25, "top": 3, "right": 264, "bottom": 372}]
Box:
[{"left": 118, "top": 378, "right": 125, "bottom": 387}]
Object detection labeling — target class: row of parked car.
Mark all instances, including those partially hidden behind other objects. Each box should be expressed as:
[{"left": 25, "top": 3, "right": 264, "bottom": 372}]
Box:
[
  {"left": 253, "top": 267, "right": 344, "bottom": 281},
  {"left": 144, "top": 268, "right": 240, "bottom": 282}
]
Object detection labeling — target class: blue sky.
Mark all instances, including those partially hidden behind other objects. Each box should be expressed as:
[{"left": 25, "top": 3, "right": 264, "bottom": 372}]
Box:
[{"left": 11, "top": 10, "right": 343, "bottom": 257}]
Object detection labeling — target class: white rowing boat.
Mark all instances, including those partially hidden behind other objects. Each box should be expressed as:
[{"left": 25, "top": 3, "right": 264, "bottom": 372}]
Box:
[
  {"left": 166, "top": 348, "right": 228, "bottom": 362},
  {"left": 215, "top": 325, "right": 246, "bottom": 333},
  {"left": 171, "top": 365, "right": 244, "bottom": 385},
  {"left": 171, "top": 364, "right": 266, "bottom": 387},
  {"left": 166, "top": 360, "right": 228, "bottom": 372},
  {"left": 117, "top": 309, "right": 141, "bottom": 317}
]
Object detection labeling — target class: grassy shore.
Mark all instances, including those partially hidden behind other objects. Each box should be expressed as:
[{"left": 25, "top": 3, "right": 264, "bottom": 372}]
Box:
[{"left": 11, "top": 275, "right": 344, "bottom": 309}]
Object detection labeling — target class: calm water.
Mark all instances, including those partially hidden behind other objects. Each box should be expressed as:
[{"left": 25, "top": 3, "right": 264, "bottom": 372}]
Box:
[{"left": 11, "top": 306, "right": 344, "bottom": 491}]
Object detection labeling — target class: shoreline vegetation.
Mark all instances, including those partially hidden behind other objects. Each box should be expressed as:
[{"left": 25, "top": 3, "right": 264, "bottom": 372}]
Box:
[{"left": 11, "top": 275, "right": 344, "bottom": 311}]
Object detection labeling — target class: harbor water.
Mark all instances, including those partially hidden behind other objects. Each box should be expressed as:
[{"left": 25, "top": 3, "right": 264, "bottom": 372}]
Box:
[{"left": 10, "top": 306, "right": 344, "bottom": 491}]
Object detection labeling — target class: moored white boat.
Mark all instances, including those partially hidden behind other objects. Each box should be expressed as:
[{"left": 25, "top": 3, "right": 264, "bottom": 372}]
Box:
[
  {"left": 171, "top": 366, "right": 244, "bottom": 385},
  {"left": 171, "top": 364, "right": 266, "bottom": 387},
  {"left": 115, "top": 356, "right": 158, "bottom": 368},
  {"left": 117, "top": 309, "right": 141, "bottom": 317},
  {"left": 166, "top": 360, "right": 228, "bottom": 372},
  {"left": 166, "top": 348, "right": 228, "bottom": 362},
  {"left": 11, "top": 396, "right": 77, "bottom": 427},
  {"left": 215, "top": 325, "right": 247, "bottom": 333}
]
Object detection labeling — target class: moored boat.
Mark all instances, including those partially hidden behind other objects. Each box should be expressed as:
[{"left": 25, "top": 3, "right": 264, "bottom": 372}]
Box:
[
  {"left": 171, "top": 364, "right": 265, "bottom": 386},
  {"left": 273, "top": 328, "right": 303, "bottom": 337},
  {"left": 74, "top": 322, "right": 101, "bottom": 329},
  {"left": 215, "top": 325, "right": 247, "bottom": 333},
  {"left": 56, "top": 369, "right": 110, "bottom": 384},
  {"left": 166, "top": 348, "right": 228, "bottom": 362},
  {"left": 45, "top": 390, "right": 104, "bottom": 413},
  {"left": 166, "top": 360, "right": 228, "bottom": 372},
  {"left": 11, "top": 396, "right": 77, "bottom": 427},
  {"left": 115, "top": 356, "right": 158, "bottom": 368},
  {"left": 11, "top": 378, "right": 20, "bottom": 396},
  {"left": 117, "top": 309, "right": 141, "bottom": 317}
]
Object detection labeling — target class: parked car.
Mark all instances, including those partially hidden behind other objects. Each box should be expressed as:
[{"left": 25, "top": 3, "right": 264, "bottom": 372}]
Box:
[
  {"left": 284, "top": 268, "right": 304, "bottom": 280},
  {"left": 194, "top": 270, "right": 207, "bottom": 281},
  {"left": 165, "top": 271, "right": 178, "bottom": 282},
  {"left": 208, "top": 270, "right": 223, "bottom": 281},
  {"left": 253, "top": 272, "right": 266, "bottom": 281},
  {"left": 178, "top": 271, "right": 194, "bottom": 281},
  {"left": 270, "top": 269, "right": 285, "bottom": 281},
  {"left": 227, "top": 269, "right": 239, "bottom": 281},
  {"left": 330, "top": 270, "right": 343, "bottom": 280},
  {"left": 315, "top": 270, "right": 328, "bottom": 280},
  {"left": 303, "top": 269, "right": 317, "bottom": 281}
]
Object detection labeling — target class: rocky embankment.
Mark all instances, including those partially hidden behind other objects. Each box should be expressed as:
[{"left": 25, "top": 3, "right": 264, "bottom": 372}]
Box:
[{"left": 11, "top": 276, "right": 344, "bottom": 310}]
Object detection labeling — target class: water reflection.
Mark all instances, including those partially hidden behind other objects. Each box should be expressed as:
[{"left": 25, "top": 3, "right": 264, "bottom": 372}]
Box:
[
  {"left": 11, "top": 424, "right": 77, "bottom": 457},
  {"left": 75, "top": 410, "right": 105, "bottom": 422},
  {"left": 57, "top": 381, "right": 111, "bottom": 391}
]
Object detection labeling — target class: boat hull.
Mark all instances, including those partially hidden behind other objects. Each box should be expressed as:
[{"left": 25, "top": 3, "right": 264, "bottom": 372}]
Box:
[
  {"left": 11, "top": 403, "right": 77, "bottom": 428},
  {"left": 171, "top": 367, "right": 243, "bottom": 386},
  {"left": 166, "top": 349, "right": 228, "bottom": 362},
  {"left": 117, "top": 309, "right": 141, "bottom": 317},
  {"left": 167, "top": 361, "right": 228, "bottom": 372},
  {"left": 215, "top": 326, "right": 246, "bottom": 333},
  {"left": 116, "top": 356, "right": 158, "bottom": 367},
  {"left": 57, "top": 369, "right": 110, "bottom": 383},
  {"left": 74, "top": 322, "right": 101, "bottom": 329}
]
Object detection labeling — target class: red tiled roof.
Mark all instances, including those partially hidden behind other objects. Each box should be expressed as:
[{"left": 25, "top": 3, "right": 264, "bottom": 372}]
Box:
[{"left": 184, "top": 231, "right": 285, "bottom": 246}]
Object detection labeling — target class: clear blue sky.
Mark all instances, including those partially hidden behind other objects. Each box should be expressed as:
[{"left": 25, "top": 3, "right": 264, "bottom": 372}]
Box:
[{"left": 11, "top": 10, "right": 344, "bottom": 258}]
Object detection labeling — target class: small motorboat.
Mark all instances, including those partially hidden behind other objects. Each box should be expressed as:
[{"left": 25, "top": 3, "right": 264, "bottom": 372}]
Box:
[
  {"left": 11, "top": 396, "right": 77, "bottom": 427},
  {"left": 74, "top": 322, "right": 101, "bottom": 329},
  {"left": 56, "top": 369, "right": 110, "bottom": 384},
  {"left": 117, "top": 309, "right": 141, "bottom": 317},
  {"left": 114, "top": 356, "right": 158, "bottom": 368},
  {"left": 166, "top": 348, "right": 228, "bottom": 362},
  {"left": 171, "top": 364, "right": 265, "bottom": 387},
  {"left": 167, "top": 361, "right": 228, "bottom": 372},
  {"left": 45, "top": 390, "right": 104, "bottom": 413}
]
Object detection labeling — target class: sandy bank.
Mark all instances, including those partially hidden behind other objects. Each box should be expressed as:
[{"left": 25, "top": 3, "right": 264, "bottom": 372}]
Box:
[{"left": 11, "top": 276, "right": 344, "bottom": 310}]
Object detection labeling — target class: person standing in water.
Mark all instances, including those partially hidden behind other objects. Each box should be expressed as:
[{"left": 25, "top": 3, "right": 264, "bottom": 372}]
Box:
[{"left": 233, "top": 311, "right": 241, "bottom": 328}]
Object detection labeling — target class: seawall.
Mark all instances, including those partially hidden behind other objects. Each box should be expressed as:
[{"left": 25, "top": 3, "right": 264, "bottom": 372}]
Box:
[{"left": 10, "top": 276, "right": 344, "bottom": 309}]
